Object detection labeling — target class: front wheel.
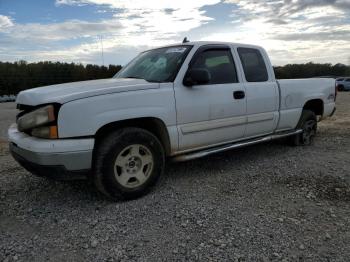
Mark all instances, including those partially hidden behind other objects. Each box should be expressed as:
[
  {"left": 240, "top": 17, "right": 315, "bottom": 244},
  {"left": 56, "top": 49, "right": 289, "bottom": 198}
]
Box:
[
  {"left": 93, "top": 127, "right": 165, "bottom": 200},
  {"left": 289, "top": 110, "right": 317, "bottom": 146}
]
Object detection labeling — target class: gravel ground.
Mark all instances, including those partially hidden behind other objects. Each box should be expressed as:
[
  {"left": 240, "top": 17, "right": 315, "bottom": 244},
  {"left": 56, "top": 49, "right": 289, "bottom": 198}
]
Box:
[
  {"left": 1, "top": 94, "right": 350, "bottom": 261},
  {"left": 0, "top": 102, "right": 16, "bottom": 141}
]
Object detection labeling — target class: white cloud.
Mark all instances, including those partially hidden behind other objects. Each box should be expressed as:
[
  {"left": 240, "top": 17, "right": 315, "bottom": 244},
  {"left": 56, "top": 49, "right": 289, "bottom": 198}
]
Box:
[
  {"left": 0, "top": 0, "right": 221, "bottom": 64},
  {"left": 1, "top": 1, "right": 350, "bottom": 65},
  {"left": 56, "top": 0, "right": 220, "bottom": 10},
  {"left": 0, "top": 15, "right": 14, "bottom": 30},
  {"left": 55, "top": 0, "right": 220, "bottom": 45},
  {"left": 1, "top": 19, "right": 123, "bottom": 42},
  {"left": 207, "top": 0, "right": 350, "bottom": 65}
]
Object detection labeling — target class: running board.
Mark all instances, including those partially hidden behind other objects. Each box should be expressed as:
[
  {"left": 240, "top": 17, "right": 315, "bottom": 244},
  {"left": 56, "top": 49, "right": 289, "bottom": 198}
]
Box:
[{"left": 172, "top": 129, "right": 303, "bottom": 162}]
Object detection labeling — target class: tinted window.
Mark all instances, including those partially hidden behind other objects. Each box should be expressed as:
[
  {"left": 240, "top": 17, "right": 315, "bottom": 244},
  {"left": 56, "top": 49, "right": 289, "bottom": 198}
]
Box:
[
  {"left": 337, "top": 78, "right": 344, "bottom": 81},
  {"left": 190, "top": 49, "right": 238, "bottom": 84},
  {"left": 346, "top": 79, "right": 350, "bottom": 82},
  {"left": 238, "top": 47, "right": 268, "bottom": 82}
]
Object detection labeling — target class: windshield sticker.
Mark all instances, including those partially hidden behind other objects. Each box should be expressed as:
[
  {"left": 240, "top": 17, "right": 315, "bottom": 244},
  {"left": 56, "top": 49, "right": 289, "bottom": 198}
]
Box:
[{"left": 165, "top": 47, "right": 187, "bottom": 53}]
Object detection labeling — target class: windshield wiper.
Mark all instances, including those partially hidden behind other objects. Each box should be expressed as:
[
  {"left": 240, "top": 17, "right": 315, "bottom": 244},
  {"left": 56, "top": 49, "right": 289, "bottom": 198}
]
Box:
[
  {"left": 124, "top": 76, "right": 144, "bottom": 80},
  {"left": 123, "top": 76, "right": 162, "bottom": 83},
  {"left": 145, "top": 79, "right": 162, "bottom": 83}
]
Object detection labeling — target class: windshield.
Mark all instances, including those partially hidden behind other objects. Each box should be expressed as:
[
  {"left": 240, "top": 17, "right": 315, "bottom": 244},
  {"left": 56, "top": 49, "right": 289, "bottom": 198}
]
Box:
[{"left": 114, "top": 45, "right": 192, "bottom": 83}]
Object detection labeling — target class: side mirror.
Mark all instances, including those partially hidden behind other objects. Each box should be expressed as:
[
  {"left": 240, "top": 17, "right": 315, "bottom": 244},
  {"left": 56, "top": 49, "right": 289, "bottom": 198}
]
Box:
[{"left": 183, "top": 68, "right": 211, "bottom": 87}]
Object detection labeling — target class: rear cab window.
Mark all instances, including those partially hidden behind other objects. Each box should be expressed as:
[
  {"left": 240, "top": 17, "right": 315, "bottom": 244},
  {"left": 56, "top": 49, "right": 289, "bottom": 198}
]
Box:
[{"left": 237, "top": 47, "right": 268, "bottom": 82}]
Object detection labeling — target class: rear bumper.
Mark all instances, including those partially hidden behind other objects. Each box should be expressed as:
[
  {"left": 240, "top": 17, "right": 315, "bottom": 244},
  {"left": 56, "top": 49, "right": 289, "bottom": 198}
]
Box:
[
  {"left": 8, "top": 124, "right": 94, "bottom": 180},
  {"left": 323, "top": 102, "right": 336, "bottom": 118},
  {"left": 329, "top": 107, "right": 336, "bottom": 117}
]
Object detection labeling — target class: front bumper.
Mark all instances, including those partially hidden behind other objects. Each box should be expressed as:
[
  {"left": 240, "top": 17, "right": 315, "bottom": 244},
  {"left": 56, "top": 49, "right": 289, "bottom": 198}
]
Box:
[{"left": 8, "top": 124, "right": 94, "bottom": 180}]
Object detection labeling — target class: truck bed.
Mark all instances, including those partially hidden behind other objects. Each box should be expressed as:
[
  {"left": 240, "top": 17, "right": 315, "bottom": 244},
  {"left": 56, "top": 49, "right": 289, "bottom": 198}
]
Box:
[{"left": 276, "top": 78, "right": 336, "bottom": 131}]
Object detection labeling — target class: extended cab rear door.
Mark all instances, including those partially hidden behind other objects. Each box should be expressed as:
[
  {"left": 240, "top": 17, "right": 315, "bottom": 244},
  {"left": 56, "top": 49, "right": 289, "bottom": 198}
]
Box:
[
  {"left": 236, "top": 46, "right": 279, "bottom": 138},
  {"left": 174, "top": 44, "right": 247, "bottom": 152}
]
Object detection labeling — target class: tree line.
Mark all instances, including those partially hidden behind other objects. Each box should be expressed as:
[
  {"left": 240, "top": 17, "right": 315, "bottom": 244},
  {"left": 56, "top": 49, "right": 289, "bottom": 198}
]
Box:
[
  {"left": 0, "top": 61, "right": 122, "bottom": 95},
  {"left": 274, "top": 62, "right": 350, "bottom": 79},
  {"left": 0, "top": 61, "right": 349, "bottom": 95}
]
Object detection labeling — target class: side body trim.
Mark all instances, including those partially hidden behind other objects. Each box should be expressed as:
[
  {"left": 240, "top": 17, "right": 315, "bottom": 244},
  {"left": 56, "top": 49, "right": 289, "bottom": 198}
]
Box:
[
  {"left": 180, "top": 116, "right": 246, "bottom": 134},
  {"left": 172, "top": 129, "right": 302, "bottom": 162}
]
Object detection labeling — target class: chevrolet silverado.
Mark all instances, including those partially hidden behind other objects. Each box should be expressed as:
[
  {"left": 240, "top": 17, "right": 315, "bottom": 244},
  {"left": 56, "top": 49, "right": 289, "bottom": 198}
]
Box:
[{"left": 8, "top": 41, "right": 337, "bottom": 200}]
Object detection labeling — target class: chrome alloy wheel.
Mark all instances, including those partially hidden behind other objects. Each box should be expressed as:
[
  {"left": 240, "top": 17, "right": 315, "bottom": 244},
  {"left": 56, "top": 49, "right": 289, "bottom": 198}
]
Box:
[{"left": 114, "top": 144, "right": 154, "bottom": 188}]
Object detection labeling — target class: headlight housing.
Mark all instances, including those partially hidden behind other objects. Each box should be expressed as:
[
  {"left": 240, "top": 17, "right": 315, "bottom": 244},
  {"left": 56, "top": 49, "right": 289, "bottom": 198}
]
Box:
[{"left": 17, "top": 105, "right": 58, "bottom": 139}]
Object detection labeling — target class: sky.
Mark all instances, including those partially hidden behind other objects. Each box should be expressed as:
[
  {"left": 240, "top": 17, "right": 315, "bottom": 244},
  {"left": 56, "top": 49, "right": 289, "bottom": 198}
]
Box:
[{"left": 0, "top": 0, "right": 349, "bottom": 66}]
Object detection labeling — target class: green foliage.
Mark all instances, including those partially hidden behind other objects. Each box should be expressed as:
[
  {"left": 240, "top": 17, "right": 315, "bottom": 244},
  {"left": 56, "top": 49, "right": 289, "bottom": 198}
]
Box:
[
  {"left": 1, "top": 61, "right": 349, "bottom": 95},
  {"left": 0, "top": 61, "right": 122, "bottom": 95},
  {"left": 273, "top": 62, "right": 350, "bottom": 79}
]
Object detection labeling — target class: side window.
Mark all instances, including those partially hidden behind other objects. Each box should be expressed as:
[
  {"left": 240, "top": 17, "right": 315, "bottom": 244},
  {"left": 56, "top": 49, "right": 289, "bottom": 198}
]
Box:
[
  {"left": 191, "top": 49, "right": 238, "bottom": 84},
  {"left": 237, "top": 47, "right": 268, "bottom": 82},
  {"left": 346, "top": 79, "right": 350, "bottom": 82}
]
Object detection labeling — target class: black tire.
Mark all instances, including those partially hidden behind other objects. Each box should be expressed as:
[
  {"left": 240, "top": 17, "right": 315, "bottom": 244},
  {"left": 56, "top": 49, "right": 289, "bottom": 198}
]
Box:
[
  {"left": 92, "top": 127, "right": 165, "bottom": 200},
  {"left": 338, "top": 85, "right": 344, "bottom": 91},
  {"left": 289, "top": 110, "right": 317, "bottom": 146}
]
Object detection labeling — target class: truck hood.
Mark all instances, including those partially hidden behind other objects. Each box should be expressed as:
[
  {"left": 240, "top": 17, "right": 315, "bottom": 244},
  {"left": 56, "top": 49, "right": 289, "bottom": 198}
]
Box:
[{"left": 16, "top": 78, "right": 160, "bottom": 106}]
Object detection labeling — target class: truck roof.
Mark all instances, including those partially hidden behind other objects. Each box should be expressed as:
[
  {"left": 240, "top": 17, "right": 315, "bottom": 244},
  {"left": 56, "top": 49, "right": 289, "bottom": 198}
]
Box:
[{"left": 155, "top": 41, "right": 263, "bottom": 50}]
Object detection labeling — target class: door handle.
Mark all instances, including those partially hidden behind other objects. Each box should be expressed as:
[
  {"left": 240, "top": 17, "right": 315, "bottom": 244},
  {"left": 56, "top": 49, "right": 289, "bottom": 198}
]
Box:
[{"left": 233, "top": 90, "right": 245, "bottom": 99}]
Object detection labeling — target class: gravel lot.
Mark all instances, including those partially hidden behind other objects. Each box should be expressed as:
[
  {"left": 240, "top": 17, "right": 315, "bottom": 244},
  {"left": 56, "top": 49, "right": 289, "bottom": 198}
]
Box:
[
  {"left": 1, "top": 94, "right": 350, "bottom": 261},
  {"left": 0, "top": 102, "right": 16, "bottom": 141}
]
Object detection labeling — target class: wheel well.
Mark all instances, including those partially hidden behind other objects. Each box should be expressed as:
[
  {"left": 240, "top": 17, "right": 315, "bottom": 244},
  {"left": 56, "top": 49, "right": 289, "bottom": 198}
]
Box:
[
  {"left": 303, "top": 99, "right": 324, "bottom": 116},
  {"left": 94, "top": 118, "right": 172, "bottom": 156}
]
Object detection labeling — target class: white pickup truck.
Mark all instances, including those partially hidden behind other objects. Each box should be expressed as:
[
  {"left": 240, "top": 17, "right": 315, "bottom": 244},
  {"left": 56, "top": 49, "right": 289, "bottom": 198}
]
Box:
[{"left": 8, "top": 41, "right": 336, "bottom": 200}]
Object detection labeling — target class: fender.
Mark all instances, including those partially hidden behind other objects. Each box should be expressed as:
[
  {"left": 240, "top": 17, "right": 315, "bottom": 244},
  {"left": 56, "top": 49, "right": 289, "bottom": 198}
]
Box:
[{"left": 57, "top": 83, "right": 178, "bottom": 152}]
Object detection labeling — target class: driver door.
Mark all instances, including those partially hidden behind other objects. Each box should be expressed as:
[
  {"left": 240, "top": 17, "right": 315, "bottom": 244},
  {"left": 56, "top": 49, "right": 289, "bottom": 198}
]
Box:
[{"left": 174, "top": 45, "right": 247, "bottom": 152}]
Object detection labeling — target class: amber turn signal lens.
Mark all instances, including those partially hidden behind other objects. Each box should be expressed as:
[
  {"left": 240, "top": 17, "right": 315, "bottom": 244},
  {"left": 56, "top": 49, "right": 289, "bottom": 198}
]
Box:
[
  {"left": 49, "top": 126, "right": 58, "bottom": 139},
  {"left": 31, "top": 125, "right": 58, "bottom": 139}
]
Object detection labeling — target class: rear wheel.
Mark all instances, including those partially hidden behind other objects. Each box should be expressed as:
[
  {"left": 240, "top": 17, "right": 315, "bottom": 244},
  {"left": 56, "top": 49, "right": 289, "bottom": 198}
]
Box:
[
  {"left": 93, "top": 127, "right": 165, "bottom": 200},
  {"left": 289, "top": 110, "right": 317, "bottom": 146}
]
